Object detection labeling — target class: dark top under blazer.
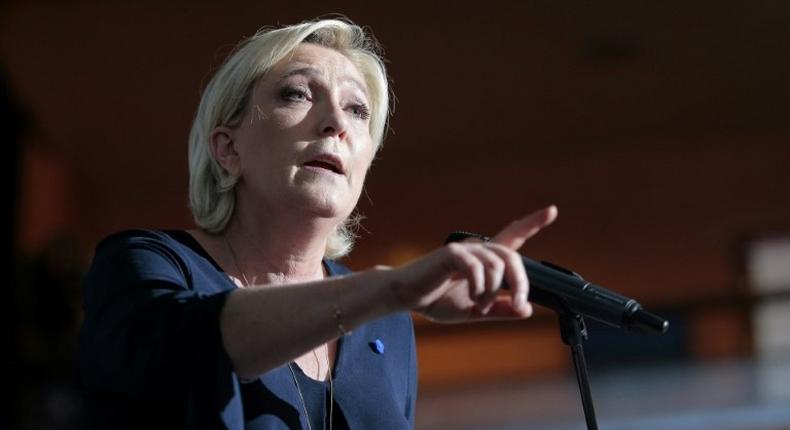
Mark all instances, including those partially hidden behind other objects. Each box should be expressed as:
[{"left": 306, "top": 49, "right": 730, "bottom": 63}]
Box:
[{"left": 79, "top": 230, "right": 417, "bottom": 429}]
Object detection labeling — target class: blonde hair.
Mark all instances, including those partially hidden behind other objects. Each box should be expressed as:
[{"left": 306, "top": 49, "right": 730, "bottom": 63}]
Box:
[{"left": 188, "top": 18, "right": 389, "bottom": 259}]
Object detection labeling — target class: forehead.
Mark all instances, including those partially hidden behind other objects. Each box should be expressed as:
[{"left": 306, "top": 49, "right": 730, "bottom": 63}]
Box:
[{"left": 267, "top": 43, "right": 368, "bottom": 95}]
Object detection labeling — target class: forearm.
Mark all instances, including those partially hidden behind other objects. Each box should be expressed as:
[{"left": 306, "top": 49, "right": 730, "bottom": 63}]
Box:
[{"left": 219, "top": 268, "right": 403, "bottom": 380}]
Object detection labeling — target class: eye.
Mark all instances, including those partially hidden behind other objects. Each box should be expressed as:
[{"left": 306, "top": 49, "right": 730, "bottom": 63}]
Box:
[
  {"left": 348, "top": 103, "right": 371, "bottom": 121},
  {"left": 280, "top": 86, "right": 310, "bottom": 102}
]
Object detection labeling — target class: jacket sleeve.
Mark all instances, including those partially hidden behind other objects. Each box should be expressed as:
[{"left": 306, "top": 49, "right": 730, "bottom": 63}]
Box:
[{"left": 79, "top": 231, "right": 243, "bottom": 429}]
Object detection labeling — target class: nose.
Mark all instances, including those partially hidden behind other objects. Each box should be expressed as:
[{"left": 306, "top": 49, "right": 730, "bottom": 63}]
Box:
[{"left": 317, "top": 101, "right": 348, "bottom": 140}]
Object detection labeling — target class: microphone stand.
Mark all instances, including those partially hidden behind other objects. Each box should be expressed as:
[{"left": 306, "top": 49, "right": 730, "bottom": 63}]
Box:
[
  {"left": 443, "top": 231, "right": 668, "bottom": 429},
  {"left": 557, "top": 310, "right": 598, "bottom": 430}
]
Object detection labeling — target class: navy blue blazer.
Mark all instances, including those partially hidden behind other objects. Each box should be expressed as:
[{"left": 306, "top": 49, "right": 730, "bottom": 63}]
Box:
[{"left": 79, "top": 230, "right": 417, "bottom": 429}]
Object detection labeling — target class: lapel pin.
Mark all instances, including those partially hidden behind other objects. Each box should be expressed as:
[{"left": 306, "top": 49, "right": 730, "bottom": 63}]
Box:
[{"left": 369, "top": 339, "right": 385, "bottom": 354}]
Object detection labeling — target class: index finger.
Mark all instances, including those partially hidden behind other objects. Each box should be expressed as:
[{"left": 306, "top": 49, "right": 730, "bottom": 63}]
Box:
[{"left": 491, "top": 205, "right": 558, "bottom": 250}]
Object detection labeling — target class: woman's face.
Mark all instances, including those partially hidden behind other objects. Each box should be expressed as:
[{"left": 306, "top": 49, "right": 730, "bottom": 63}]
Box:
[{"left": 227, "top": 43, "right": 376, "bottom": 223}]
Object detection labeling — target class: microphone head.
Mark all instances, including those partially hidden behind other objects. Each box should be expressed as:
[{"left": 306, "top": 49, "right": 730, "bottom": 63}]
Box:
[{"left": 629, "top": 308, "right": 669, "bottom": 334}]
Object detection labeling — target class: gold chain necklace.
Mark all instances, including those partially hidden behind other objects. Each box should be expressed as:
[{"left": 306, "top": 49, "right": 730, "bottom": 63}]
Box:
[
  {"left": 287, "top": 353, "right": 335, "bottom": 430},
  {"left": 223, "top": 233, "right": 334, "bottom": 430}
]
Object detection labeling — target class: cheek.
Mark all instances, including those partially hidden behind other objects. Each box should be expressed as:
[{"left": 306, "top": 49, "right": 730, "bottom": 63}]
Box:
[
  {"left": 244, "top": 118, "right": 304, "bottom": 165},
  {"left": 270, "top": 106, "right": 310, "bottom": 129},
  {"left": 350, "top": 144, "right": 376, "bottom": 188}
]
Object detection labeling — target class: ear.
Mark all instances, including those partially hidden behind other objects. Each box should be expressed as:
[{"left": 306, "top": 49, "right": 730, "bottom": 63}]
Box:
[{"left": 209, "top": 126, "right": 241, "bottom": 176}]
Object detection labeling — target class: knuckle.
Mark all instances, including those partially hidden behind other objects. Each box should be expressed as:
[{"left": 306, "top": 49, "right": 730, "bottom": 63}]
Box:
[
  {"left": 489, "top": 242, "right": 507, "bottom": 251},
  {"left": 446, "top": 242, "right": 464, "bottom": 254},
  {"left": 492, "top": 258, "right": 505, "bottom": 273},
  {"left": 503, "top": 251, "right": 519, "bottom": 266}
]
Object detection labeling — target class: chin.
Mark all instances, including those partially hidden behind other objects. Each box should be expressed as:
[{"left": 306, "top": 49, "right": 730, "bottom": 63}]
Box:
[{"left": 293, "top": 187, "right": 355, "bottom": 220}]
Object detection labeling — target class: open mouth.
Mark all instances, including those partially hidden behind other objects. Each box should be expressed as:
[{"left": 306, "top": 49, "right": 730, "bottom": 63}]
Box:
[{"left": 303, "top": 155, "right": 344, "bottom": 175}]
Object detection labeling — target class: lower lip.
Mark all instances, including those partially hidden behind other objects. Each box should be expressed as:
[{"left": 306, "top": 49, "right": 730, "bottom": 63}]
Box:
[{"left": 302, "top": 165, "right": 344, "bottom": 176}]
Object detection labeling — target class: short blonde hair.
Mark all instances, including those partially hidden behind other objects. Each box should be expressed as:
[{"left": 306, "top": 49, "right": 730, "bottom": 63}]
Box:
[{"left": 188, "top": 18, "right": 389, "bottom": 259}]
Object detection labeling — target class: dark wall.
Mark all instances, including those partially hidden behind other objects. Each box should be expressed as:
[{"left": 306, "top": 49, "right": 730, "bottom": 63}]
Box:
[{"left": 4, "top": 0, "right": 790, "bottom": 398}]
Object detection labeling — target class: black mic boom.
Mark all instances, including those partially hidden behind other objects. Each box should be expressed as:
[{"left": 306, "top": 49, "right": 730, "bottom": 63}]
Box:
[{"left": 446, "top": 232, "right": 668, "bottom": 334}]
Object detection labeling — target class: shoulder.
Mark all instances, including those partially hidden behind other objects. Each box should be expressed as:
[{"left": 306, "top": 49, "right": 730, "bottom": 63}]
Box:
[
  {"left": 83, "top": 228, "right": 234, "bottom": 313},
  {"left": 86, "top": 229, "right": 217, "bottom": 292},
  {"left": 92, "top": 229, "right": 208, "bottom": 265},
  {"left": 95, "top": 229, "right": 185, "bottom": 252}
]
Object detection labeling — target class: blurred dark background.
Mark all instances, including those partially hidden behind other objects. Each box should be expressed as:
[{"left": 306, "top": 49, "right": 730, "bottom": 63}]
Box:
[{"left": 3, "top": 1, "right": 790, "bottom": 429}]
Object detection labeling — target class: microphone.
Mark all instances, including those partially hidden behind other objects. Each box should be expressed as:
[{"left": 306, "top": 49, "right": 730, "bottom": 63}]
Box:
[{"left": 446, "top": 232, "right": 669, "bottom": 334}]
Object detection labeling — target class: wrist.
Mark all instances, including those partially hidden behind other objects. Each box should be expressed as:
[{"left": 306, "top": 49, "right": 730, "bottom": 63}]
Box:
[{"left": 369, "top": 266, "right": 411, "bottom": 314}]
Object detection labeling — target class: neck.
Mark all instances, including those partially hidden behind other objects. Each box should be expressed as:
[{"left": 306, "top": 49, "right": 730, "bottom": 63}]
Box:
[{"left": 223, "top": 199, "right": 337, "bottom": 285}]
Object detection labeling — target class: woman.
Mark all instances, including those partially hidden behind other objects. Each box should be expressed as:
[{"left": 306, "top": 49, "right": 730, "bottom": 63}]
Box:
[{"left": 79, "top": 17, "right": 557, "bottom": 430}]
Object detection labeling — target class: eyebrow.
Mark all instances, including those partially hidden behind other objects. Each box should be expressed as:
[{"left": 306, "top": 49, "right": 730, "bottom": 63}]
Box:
[{"left": 276, "top": 66, "right": 369, "bottom": 99}]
